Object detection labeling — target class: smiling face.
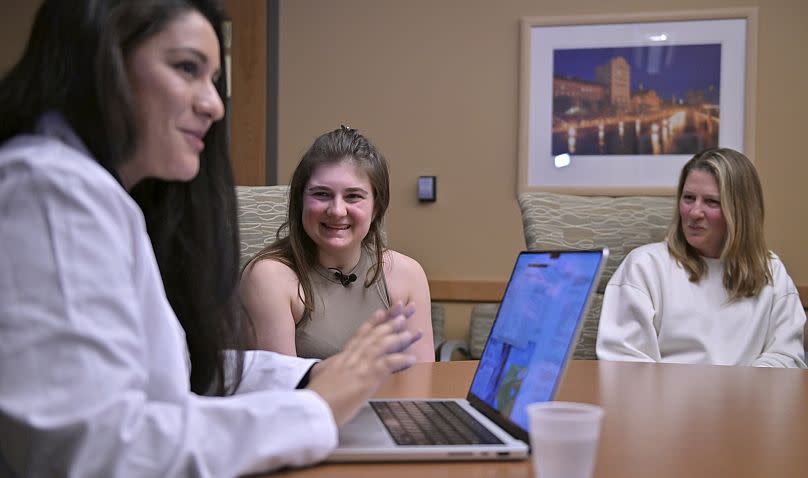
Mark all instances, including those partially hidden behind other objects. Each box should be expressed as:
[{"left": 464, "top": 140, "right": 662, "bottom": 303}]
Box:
[
  {"left": 119, "top": 9, "right": 224, "bottom": 189},
  {"left": 302, "top": 160, "right": 375, "bottom": 266},
  {"left": 679, "top": 169, "right": 727, "bottom": 258}
]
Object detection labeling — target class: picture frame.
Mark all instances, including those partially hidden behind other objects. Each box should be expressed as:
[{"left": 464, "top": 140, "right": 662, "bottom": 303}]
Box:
[{"left": 517, "top": 8, "right": 758, "bottom": 195}]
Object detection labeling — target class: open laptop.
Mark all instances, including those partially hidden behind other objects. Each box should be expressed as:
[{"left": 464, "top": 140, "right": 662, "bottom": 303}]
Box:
[{"left": 328, "top": 248, "right": 609, "bottom": 462}]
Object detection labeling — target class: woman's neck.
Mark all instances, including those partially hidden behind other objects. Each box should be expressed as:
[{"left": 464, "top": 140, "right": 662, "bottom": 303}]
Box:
[{"left": 317, "top": 247, "right": 363, "bottom": 272}]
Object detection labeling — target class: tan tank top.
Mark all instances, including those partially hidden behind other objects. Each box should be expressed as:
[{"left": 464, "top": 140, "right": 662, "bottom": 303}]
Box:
[{"left": 295, "top": 248, "right": 390, "bottom": 359}]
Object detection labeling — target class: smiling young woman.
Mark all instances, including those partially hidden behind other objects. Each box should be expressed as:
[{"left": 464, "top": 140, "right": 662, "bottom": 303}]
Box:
[
  {"left": 596, "top": 148, "right": 806, "bottom": 368},
  {"left": 240, "top": 127, "right": 436, "bottom": 363}
]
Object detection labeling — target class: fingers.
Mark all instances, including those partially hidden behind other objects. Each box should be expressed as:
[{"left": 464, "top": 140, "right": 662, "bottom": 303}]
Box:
[
  {"left": 343, "top": 317, "right": 418, "bottom": 363},
  {"left": 358, "top": 301, "right": 406, "bottom": 332},
  {"left": 380, "top": 301, "right": 416, "bottom": 322},
  {"left": 387, "top": 301, "right": 406, "bottom": 319},
  {"left": 342, "top": 302, "right": 422, "bottom": 373},
  {"left": 402, "top": 302, "right": 416, "bottom": 319},
  {"left": 353, "top": 315, "right": 408, "bottom": 353},
  {"left": 380, "top": 329, "right": 422, "bottom": 355},
  {"left": 360, "top": 301, "right": 415, "bottom": 333},
  {"left": 355, "top": 308, "right": 388, "bottom": 336},
  {"left": 383, "top": 352, "right": 418, "bottom": 374}
]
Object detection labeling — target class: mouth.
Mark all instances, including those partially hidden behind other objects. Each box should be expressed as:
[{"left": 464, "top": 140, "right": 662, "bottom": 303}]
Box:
[
  {"left": 322, "top": 223, "right": 351, "bottom": 231},
  {"left": 180, "top": 129, "right": 206, "bottom": 153}
]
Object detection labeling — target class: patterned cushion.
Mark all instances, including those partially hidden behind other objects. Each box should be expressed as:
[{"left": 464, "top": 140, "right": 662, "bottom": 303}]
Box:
[
  {"left": 235, "top": 185, "right": 290, "bottom": 269},
  {"left": 469, "top": 303, "right": 499, "bottom": 359},
  {"left": 430, "top": 303, "right": 446, "bottom": 350},
  {"left": 517, "top": 191, "right": 675, "bottom": 359}
]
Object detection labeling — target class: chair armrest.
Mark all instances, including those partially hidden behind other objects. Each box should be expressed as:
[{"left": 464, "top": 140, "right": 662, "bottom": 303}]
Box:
[{"left": 436, "top": 340, "right": 470, "bottom": 362}]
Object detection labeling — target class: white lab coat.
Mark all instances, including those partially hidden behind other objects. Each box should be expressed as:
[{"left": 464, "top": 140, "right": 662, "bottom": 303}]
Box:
[{"left": 0, "top": 114, "right": 338, "bottom": 477}]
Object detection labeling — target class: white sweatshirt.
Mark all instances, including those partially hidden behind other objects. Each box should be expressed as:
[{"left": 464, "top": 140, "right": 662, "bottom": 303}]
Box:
[{"left": 597, "top": 242, "right": 806, "bottom": 368}]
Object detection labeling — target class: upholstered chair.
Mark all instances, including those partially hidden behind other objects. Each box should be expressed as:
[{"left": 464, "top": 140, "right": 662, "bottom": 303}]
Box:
[
  {"left": 235, "top": 185, "right": 290, "bottom": 270},
  {"left": 517, "top": 191, "right": 675, "bottom": 359},
  {"left": 437, "top": 303, "right": 498, "bottom": 361}
]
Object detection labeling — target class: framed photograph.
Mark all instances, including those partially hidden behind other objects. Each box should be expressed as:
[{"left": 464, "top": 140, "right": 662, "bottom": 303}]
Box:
[{"left": 517, "top": 9, "right": 758, "bottom": 195}]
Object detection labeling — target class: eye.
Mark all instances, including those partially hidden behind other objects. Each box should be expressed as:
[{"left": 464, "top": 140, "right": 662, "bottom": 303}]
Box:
[
  {"left": 174, "top": 60, "right": 199, "bottom": 77},
  {"left": 681, "top": 193, "right": 695, "bottom": 203},
  {"left": 706, "top": 198, "right": 721, "bottom": 207},
  {"left": 310, "top": 190, "right": 330, "bottom": 198},
  {"left": 345, "top": 193, "right": 365, "bottom": 202}
]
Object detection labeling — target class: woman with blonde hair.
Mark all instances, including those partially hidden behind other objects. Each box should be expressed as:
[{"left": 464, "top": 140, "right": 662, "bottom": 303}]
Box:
[{"left": 597, "top": 148, "right": 806, "bottom": 367}]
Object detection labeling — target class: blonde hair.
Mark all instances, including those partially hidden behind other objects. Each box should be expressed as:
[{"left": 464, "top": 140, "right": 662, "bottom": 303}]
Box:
[{"left": 666, "top": 148, "right": 771, "bottom": 300}]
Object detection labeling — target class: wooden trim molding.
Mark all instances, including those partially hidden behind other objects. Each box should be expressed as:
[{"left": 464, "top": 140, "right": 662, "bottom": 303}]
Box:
[
  {"left": 432, "top": 280, "right": 808, "bottom": 308},
  {"left": 428, "top": 280, "right": 506, "bottom": 302}
]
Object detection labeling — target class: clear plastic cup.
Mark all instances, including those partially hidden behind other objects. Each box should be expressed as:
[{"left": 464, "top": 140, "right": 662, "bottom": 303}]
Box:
[{"left": 527, "top": 401, "right": 605, "bottom": 478}]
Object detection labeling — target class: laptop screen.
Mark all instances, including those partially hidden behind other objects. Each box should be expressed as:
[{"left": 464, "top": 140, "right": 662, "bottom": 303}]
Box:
[{"left": 468, "top": 249, "right": 606, "bottom": 434}]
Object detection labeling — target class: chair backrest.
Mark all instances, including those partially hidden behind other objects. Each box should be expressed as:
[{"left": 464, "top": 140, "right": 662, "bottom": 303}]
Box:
[
  {"left": 430, "top": 302, "right": 446, "bottom": 351},
  {"left": 517, "top": 191, "right": 675, "bottom": 359},
  {"left": 468, "top": 303, "right": 498, "bottom": 359},
  {"left": 235, "top": 185, "right": 290, "bottom": 269}
]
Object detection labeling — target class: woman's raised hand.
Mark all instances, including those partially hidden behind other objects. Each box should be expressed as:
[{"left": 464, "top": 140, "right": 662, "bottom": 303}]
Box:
[{"left": 306, "top": 301, "right": 421, "bottom": 426}]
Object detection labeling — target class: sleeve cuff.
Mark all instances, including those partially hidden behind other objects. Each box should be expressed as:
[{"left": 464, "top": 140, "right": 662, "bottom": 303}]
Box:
[
  {"left": 234, "top": 350, "right": 320, "bottom": 394},
  {"left": 295, "top": 363, "right": 317, "bottom": 389}
]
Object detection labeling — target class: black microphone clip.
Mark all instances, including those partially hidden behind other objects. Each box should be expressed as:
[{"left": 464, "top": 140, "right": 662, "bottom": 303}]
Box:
[{"left": 329, "top": 268, "right": 357, "bottom": 287}]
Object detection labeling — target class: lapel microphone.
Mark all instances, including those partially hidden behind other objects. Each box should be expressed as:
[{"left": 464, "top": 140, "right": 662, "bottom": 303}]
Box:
[{"left": 328, "top": 268, "right": 357, "bottom": 287}]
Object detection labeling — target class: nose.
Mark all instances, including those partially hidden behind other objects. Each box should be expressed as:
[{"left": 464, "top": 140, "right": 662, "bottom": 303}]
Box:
[
  {"left": 195, "top": 81, "right": 225, "bottom": 122},
  {"left": 327, "top": 197, "right": 347, "bottom": 217},
  {"left": 689, "top": 201, "right": 705, "bottom": 219}
]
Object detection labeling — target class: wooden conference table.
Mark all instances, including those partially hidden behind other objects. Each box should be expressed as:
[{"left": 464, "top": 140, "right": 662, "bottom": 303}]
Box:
[{"left": 270, "top": 360, "right": 808, "bottom": 478}]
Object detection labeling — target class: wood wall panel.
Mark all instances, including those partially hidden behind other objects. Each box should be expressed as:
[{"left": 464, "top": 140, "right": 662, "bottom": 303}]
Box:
[{"left": 226, "top": 0, "right": 266, "bottom": 186}]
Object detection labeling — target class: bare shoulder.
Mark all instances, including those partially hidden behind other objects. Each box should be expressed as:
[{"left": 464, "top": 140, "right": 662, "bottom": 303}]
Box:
[
  {"left": 240, "top": 257, "right": 306, "bottom": 328},
  {"left": 240, "top": 258, "right": 305, "bottom": 352},
  {"left": 240, "top": 258, "right": 299, "bottom": 295},
  {"left": 383, "top": 249, "right": 429, "bottom": 305},
  {"left": 383, "top": 249, "right": 427, "bottom": 280},
  {"left": 382, "top": 249, "right": 434, "bottom": 361}
]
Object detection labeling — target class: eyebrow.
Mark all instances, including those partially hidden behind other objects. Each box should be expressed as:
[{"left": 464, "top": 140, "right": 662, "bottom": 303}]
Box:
[
  {"left": 307, "top": 185, "right": 369, "bottom": 194},
  {"left": 167, "top": 47, "right": 221, "bottom": 78},
  {"left": 682, "top": 189, "right": 720, "bottom": 199}
]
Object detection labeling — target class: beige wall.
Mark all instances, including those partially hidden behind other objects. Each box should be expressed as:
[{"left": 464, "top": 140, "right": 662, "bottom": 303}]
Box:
[
  {"left": 277, "top": 0, "right": 808, "bottom": 283},
  {"left": 3, "top": 1, "right": 806, "bottom": 342},
  {"left": 278, "top": 0, "right": 807, "bottom": 341}
]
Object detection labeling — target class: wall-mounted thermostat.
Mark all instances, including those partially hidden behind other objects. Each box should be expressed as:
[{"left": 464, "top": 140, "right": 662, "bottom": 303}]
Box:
[{"left": 417, "top": 176, "right": 436, "bottom": 202}]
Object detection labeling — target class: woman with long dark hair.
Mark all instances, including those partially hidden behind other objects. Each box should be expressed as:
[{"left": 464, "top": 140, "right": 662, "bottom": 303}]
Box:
[{"left": 0, "top": 1, "right": 420, "bottom": 476}]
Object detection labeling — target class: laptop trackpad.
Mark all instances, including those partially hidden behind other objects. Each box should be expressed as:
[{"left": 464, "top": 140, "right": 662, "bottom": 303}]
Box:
[{"left": 338, "top": 404, "right": 395, "bottom": 448}]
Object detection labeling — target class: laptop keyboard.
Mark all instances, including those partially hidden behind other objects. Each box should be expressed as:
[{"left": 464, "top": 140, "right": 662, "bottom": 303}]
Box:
[{"left": 370, "top": 400, "right": 505, "bottom": 446}]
